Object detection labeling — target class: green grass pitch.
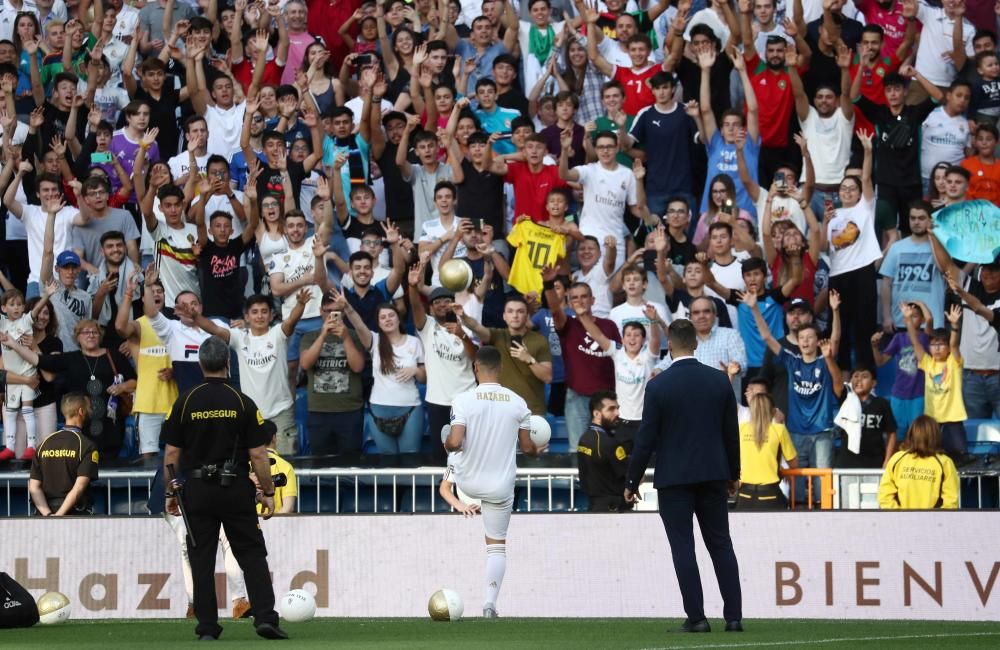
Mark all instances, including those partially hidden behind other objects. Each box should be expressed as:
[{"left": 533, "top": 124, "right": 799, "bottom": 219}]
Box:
[{"left": 3, "top": 618, "right": 999, "bottom": 649}]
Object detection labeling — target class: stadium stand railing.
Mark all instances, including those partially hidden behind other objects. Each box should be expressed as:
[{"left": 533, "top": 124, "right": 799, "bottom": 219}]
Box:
[{"left": 1, "top": 466, "right": 998, "bottom": 516}]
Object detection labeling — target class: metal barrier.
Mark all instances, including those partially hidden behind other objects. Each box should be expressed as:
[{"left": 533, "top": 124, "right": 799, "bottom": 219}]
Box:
[{"left": 1, "top": 466, "right": 997, "bottom": 515}]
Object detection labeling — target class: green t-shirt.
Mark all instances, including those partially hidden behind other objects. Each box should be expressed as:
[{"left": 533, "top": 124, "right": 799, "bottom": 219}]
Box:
[
  {"left": 300, "top": 329, "right": 366, "bottom": 413},
  {"left": 593, "top": 115, "right": 635, "bottom": 168}
]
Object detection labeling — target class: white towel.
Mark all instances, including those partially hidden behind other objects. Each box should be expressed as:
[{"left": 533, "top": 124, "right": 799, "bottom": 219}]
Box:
[{"left": 834, "top": 387, "right": 863, "bottom": 455}]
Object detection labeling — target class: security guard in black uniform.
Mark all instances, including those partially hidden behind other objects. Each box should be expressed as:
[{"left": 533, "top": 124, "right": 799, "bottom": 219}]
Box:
[
  {"left": 161, "top": 336, "right": 288, "bottom": 641},
  {"left": 576, "top": 391, "right": 633, "bottom": 512},
  {"left": 28, "top": 394, "right": 99, "bottom": 516}
]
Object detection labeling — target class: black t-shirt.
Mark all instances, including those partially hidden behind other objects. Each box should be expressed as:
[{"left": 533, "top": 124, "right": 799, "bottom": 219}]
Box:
[
  {"left": 457, "top": 159, "right": 505, "bottom": 234},
  {"left": 41, "top": 102, "right": 87, "bottom": 156},
  {"left": 801, "top": 39, "right": 841, "bottom": 102},
  {"left": 666, "top": 233, "right": 697, "bottom": 267},
  {"left": 256, "top": 159, "right": 307, "bottom": 210},
  {"left": 34, "top": 335, "right": 64, "bottom": 409},
  {"left": 29, "top": 428, "right": 98, "bottom": 504},
  {"left": 341, "top": 214, "right": 377, "bottom": 250},
  {"left": 497, "top": 88, "right": 529, "bottom": 118},
  {"left": 37, "top": 350, "right": 137, "bottom": 454},
  {"left": 160, "top": 378, "right": 270, "bottom": 468},
  {"left": 835, "top": 394, "right": 897, "bottom": 468},
  {"left": 808, "top": 16, "right": 862, "bottom": 50},
  {"left": 376, "top": 143, "right": 415, "bottom": 233},
  {"left": 199, "top": 237, "right": 249, "bottom": 320},
  {"left": 135, "top": 83, "right": 183, "bottom": 160},
  {"left": 577, "top": 424, "right": 629, "bottom": 498},
  {"left": 854, "top": 96, "right": 936, "bottom": 186},
  {"left": 677, "top": 55, "right": 734, "bottom": 124}
]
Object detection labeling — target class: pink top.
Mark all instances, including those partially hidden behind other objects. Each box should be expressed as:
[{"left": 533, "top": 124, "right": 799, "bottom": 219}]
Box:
[{"left": 693, "top": 209, "right": 755, "bottom": 247}]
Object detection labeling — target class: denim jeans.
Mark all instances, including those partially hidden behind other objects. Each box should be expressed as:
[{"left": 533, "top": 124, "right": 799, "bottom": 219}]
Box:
[
  {"left": 962, "top": 370, "right": 1000, "bottom": 420},
  {"left": 564, "top": 387, "right": 592, "bottom": 450},
  {"left": 307, "top": 408, "right": 363, "bottom": 455},
  {"left": 368, "top": 403, "right": 425, "bottom": 455},
  {"left": 809, "top": 188, "right": 839, "bottom": 222},
  {"left": 287, "top": 316, "right": 323, "bottom": 361},
  {"left": 790, "top": 431, "right": 834, "bottom": 504}
]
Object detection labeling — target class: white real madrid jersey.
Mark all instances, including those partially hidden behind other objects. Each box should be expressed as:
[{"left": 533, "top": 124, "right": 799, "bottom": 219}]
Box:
[{"left": 450, "top": 383, "right": 531, "bottom": 501}]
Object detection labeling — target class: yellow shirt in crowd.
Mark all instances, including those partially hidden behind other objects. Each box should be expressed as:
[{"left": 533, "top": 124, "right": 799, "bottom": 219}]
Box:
[
  {"left": 918, "top": 355, "right": 967, "bottom": 423},
  {"left": 506, "top": 220, "right": 566, "bottom": 296},
  {"left": 255, "top": 448, "right": 297, "bottom": 514},
  {"left": 738, "top": 420, "right": 797, "bottom": 485},
  {"left": 878, "top": 450, "right": 959, "bottom": 510}
]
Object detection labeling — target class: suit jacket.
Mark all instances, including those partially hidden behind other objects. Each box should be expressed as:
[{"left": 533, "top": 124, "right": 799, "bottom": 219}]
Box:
[{"left": 626, "top": 357, "right": 740, "bottom": 490}]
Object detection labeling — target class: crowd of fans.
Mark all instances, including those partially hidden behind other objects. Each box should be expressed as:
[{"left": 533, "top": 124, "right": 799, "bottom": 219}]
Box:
[{"left": 0, "top": 0, "right": 999, "bottom": 511}]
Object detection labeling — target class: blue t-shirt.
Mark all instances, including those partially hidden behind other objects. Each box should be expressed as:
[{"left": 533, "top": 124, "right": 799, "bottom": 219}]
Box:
[
  {"left": 778, "top": 348, "right": 836, "bottom": 435},
  {"left": 729, "top": 288, "right": 787, "bottom": 367},
  {"left": 229, "top": 149, "right": 267, "bottom": 191},
  {"left": 879, "top": 237, "right": 946, "bottom": 328},
  {"left": 454, "top": 39, "right": 508, "bottom": 95},
  {"left": 700, "top": 131, "right": 760, "bottom": 217},
  {"left": 322, "top": 133, "right": 371, "bottom": 189},
  {"left": 628, "top": 103, "right": 697, "bottom": 199},
  {"left": 472, "top": 104, "right": 522, "bottom": 155},
  {"left": 531, "top": 309, "right": 565, "bottom": 383}
]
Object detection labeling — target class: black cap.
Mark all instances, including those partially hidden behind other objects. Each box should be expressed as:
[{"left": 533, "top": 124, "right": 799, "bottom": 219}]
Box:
[
  {"left": 984, "top": 254, "right": 1000, "bottom": 270},
  {"left": 382, "top": 110, "right": 407, "bottom": 127},
  {"left": 429, "top": 287, "right": 455, "bottom": 302},
  {"left": 787, "top": 298, "right": 813, "bottom": 314}
]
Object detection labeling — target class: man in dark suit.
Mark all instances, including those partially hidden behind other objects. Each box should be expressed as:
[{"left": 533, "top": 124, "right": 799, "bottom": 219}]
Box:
[{"left": 625, "top": 319, "right": 743, "bottom": 633}]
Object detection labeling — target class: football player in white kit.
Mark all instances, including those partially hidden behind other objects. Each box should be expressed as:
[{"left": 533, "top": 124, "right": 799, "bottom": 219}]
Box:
[{"left": 443, "top": 346, "right": 545, "bottom": 618}]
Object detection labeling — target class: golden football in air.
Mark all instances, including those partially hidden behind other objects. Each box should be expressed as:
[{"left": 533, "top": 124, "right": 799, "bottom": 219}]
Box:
[
  {"left": 439, "top": 259, "right": 473, "bottom": 292},
  {"left": 37, "top": 591, "right": 71, "bottom": 624}
]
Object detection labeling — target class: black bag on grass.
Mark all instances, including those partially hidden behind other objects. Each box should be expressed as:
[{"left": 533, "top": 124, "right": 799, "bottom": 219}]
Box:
[{"left": 0, "top": 572, "right": 39, "bottom": 628}]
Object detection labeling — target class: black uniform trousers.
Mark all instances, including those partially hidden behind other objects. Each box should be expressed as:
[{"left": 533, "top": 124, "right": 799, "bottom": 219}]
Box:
[
  {"left": 184, "top": 476, "right": 279, "bottom": 638},
  {"left": 657, "top": 481, "right": 742, "bottom": 624}
]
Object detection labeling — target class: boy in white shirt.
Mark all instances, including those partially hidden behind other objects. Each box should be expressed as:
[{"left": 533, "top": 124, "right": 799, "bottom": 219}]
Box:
[
  {"left": 608, "top": 264, "right": 670, "bottom": 354},
  {"left": 184, "top": 291, "right": 313, "bottom": 456}
]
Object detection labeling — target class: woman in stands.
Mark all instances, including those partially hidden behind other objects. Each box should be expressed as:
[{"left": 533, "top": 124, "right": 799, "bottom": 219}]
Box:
[
  {"left": 879, "top": 416, "right": 960, "bottom": 510},
  {"left": 692, "top": 174, "right": 754, "bottom": 248},
  {"left": 736, "top": 392, "right": 798, "bottom": 510},
  {"left": 354, "top": 303, "right": 426, "bottom": 456},
  {"left": 2, "top": 320, "right": 135, "bottom": 458}
]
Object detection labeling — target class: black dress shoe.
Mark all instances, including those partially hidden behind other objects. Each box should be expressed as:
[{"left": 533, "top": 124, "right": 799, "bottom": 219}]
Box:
[
  {"left": 725, "top": 620, "right": 744, "bottom": 632},
  {"left": 256, "top": 622, "right": 289, "bottom": 640},
  {"left": 674, "top": 619, "right": 711, "bottom": 633}
]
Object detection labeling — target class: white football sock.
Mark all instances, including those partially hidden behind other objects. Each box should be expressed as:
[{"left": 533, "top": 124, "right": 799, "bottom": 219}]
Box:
[
  {"left": 484, "top": 544, "right": 506, "bottom": 609},
  {"left": 3, "top": 408, "right": 17, "bottom": 449},
  {"left": 22, "top": 406, "right": 36, "bottom": 448}
]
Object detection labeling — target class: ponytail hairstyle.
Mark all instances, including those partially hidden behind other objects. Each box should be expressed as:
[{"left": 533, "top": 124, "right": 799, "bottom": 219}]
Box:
[{"left": 748, "top": 392, "right": 775, "bottom": 450}]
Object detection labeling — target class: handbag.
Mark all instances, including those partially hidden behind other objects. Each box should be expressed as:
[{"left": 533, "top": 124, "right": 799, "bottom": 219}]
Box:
[
  {"left": 0, "top": 572, "right": 39, "bottom": 628},
  {"left": 372, "top": 407, "right": 415, "bottom": 437},
  {"left": 106, "top": 352, "right": 134, "bottom": 418}
]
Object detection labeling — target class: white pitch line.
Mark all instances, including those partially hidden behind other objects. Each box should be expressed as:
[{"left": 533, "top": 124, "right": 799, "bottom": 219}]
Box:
[{"left": 644, "top": 631, "right": 1000, "bottom": 650}]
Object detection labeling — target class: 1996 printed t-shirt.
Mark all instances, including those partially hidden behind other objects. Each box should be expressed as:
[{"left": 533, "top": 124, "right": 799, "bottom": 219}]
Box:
[{"left": 557, "top": 316, "right": 621, "bottom": 395}]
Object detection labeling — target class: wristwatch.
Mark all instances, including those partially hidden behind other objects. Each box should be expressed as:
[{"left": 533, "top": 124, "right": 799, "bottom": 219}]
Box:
[{"left": 262, "top": 491, "right": 276, "bottom": 497}]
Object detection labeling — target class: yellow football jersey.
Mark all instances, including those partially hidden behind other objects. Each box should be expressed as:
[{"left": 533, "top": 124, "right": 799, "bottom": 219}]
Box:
[{"left": 506, "top": 220, "right": 566, "bottom": 295}]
